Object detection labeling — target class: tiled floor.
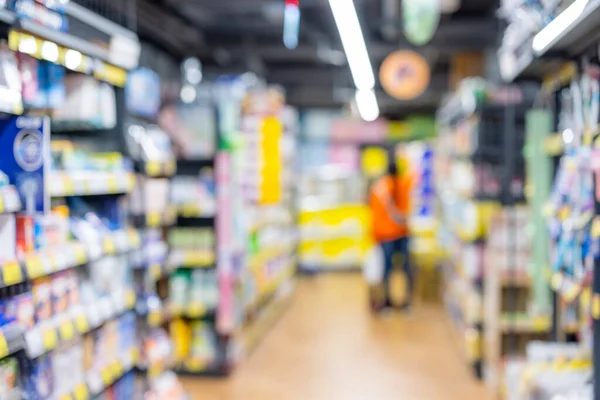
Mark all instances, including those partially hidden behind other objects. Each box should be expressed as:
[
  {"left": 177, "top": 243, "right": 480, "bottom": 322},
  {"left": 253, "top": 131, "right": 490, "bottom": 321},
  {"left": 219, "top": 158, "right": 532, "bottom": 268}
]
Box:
[{"left": 182, "top": 274, "right": 490, "bottom": 400}]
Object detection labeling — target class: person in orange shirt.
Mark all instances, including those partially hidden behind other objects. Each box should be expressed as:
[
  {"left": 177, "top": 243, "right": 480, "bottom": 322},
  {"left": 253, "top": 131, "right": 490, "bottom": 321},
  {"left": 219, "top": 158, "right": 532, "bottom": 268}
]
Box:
[{"left": 368, "top": 157, "right": 414, "bottom": 312}]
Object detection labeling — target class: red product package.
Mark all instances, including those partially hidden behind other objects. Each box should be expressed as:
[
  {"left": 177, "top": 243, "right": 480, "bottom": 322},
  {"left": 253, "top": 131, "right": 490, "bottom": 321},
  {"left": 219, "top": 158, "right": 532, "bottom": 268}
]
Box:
[{"left": 15, "top": 215, "right": 34, "bottom": 257}]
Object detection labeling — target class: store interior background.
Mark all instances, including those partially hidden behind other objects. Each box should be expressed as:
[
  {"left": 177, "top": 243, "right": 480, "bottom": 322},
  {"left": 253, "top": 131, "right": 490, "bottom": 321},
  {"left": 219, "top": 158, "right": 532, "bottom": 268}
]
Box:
[{"left": 0, "top": 0, "right": 596, "bottom": 399}]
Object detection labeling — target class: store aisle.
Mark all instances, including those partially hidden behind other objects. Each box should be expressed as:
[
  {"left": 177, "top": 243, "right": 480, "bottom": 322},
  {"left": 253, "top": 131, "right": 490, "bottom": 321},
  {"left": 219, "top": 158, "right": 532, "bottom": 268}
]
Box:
[{"left": 182, "top": 274, "right": 490, "bottom": 400}]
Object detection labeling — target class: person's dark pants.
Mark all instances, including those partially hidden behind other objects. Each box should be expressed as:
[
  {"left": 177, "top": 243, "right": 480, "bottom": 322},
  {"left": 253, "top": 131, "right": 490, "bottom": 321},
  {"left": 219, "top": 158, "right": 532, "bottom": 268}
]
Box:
[{"left": 380, "top": 236, "right": 413, "bottom": 305}]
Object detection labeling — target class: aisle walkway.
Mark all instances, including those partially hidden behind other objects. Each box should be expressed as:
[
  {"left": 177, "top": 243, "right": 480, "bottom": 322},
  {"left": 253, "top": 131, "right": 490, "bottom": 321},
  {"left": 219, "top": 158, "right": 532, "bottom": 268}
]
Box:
[{"left": 183, "top": 274, "right": 490, "bottom": 400}]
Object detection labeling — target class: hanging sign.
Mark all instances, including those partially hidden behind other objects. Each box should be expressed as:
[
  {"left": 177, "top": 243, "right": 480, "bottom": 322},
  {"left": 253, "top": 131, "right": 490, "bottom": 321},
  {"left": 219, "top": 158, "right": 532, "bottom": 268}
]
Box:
[
  {"left": 402, "top": 0, "right": 441, "bottom": 46},
  {"left": 379, "top": 51, "right": 430, "bottom": 100}
]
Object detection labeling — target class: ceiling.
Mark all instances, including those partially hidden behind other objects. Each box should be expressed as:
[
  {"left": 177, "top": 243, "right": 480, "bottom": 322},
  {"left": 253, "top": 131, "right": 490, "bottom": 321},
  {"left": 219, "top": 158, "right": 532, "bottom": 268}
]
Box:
[{"left": 109, "top": 0, "right": 500, "bottom": 117}]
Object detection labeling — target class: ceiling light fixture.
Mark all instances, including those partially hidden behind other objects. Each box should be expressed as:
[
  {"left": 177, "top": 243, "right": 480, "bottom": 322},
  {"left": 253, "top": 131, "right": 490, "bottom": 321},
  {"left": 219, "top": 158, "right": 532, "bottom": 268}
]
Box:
[
  {"left": 355, "top": 88, "right": 379, "bottom": 122},
  {"left": 283, "top": 0, "right": 300, "bottom": 50},
  {"left": 328, "top": 0, "right": 375, "bottom": 91},
  {"left": 532, "top": 0, "right": 589, "bottom": 54}
]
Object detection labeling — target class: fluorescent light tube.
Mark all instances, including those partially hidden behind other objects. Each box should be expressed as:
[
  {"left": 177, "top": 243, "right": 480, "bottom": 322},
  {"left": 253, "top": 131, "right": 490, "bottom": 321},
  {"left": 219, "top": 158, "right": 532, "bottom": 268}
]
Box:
[
  {"left": 355, "top": 88, "right": 379, "bottom": 122},
  {"left": 283, "top": 0, "right": 300, "bottom": 50},
  {"left": 328, "top": 0, "right": 375, "bottom": 90},
  {"left": 532, "top": 0, "right": 589, "bottom": 54}
]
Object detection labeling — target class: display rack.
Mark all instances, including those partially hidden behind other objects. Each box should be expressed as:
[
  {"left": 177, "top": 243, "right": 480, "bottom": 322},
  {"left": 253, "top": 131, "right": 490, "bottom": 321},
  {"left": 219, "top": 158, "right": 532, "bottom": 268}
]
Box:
[
  {"left": 496, "top": 2, "right": 600, "bottom": 396},
  {"left": 297, "top": 167, "right": 369, "bottom": 273},
  {"left": 0, "top": 2, "right": 192, "bottom": 397},
  {"left": 437, "top": 83, "right": 538, "bottom": 383}
]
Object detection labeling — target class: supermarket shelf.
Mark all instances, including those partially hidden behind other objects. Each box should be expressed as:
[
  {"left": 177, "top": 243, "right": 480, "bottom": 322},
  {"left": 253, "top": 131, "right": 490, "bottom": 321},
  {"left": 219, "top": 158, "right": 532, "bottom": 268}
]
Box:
[
  {"left": 49, "top": 172, "right": 135, "bottom": 197},
  {"left": 131, "top": 208, "right": 177, "bottom": 228},
  {"left": 146, "top": 263, "right": 174, "bottom": 282},
  {"left": 136, "top": 352, "right": 177, "bottom": 380},
  {"left": 544, "top": 133, "right": 564, "bottom": 156},
  {"left": 0, "top": 229, "right": 140, "bottom": 289},
  {"left": 86, "top": 348, "right": 139, "bottom": 397},
  {"left": 51, "top": 120, "right": 112, "bottom": 132},
  {"left": 176, "top": 215, "right": 216, "bottom": 227},
  {"left": 176, "top": 158, "right": 215, "bottom": 175},
  {"left": 499, "top": 272, "right": 531, "bottom": 288},
  {"left": 499, "top": 0, "right": 600, "bottom": 82},
  {"left": 551, "top": 272, "right": 583, "bottom": 302},
  {"left": 136, "top": 297, "right": 171, "bottom": 327},
  {"left": 0, "top": 186, "right": 21, "bottom": 214},
  {"left": 238, "top": 283, "right": 295, "bottom": 357},
  {"left": 0, "top": 324, "right": 25, "bottom": 359},
  {"left": 25, "top": 289, "right": 136, "bottom": 359},
  {"left": 169, "top": 303, "right": 216, "bottom": 319},
  {"left": 168, "top": 250, "right": 215, "bottom": 269},
  {"left": 134, "top": 160, "right": 177, "bottom": 178},
  {"left": 500, "top": 315, "right": 551, "bottom": 334},
  {"left": 247, "top": 267, "right": 295, "bottom": 317},
  {"left": 174, "top": 358, "right": 228, "bottom": 377},
  {"left": 445, "top": 303, "right": 483, "bottom": 379}
]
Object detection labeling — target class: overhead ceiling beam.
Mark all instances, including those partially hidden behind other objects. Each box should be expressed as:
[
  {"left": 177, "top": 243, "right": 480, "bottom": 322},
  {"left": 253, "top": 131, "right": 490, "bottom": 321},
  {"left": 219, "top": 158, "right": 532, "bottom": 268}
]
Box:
[
  {"left": 285, "top": 86, "right": 443, "bottom": 110},
  {"left": 196, "top": 18, "right": 496, "bottom": 63},
  {"left": 136, "top": 0, "right": 206, "bottom": 56},
  {"left": 267, "top": 67, "right": 448, "bottom": 90}
]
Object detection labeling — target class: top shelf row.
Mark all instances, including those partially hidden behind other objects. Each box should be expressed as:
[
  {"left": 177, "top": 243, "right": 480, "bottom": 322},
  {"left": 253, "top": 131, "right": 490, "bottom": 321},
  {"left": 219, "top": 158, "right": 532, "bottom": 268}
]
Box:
[
  {"left": 499, "top": 0, "right": 600, "bottom": 82},
  {"left": 0, "top": 2, "right": 140, "bottom": 93}
]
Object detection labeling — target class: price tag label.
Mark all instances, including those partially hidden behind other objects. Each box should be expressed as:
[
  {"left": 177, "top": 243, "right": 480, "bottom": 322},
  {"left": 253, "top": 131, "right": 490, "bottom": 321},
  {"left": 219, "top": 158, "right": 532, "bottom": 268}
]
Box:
[
  {"left": 0, "top": 193, "right": 5, "bottom": 213},
  {"left": 111, "top": 361, "right": 123, "bottom": 379},
  {"left": 188, "top": 303, "right": 206, "bottom": 318},
  {"left": 2, "top": 261, "right": 22, "bottom": 286},
  {"left": 148, "top": 311, "right": 162, "bottom": 327},
  {"left": 127, "top": 230, "right": 140, "bottom": 249},
  {"left": 100, "top": 368, "right": 112, "bottom": 386},
  {"left": 147, "top": 212, "right": 161, "bottom": 227},
  {"left": 125, "top": 290, "right": 136, "bottom": 309},
  {"left": 130, "top": 348, "right": 139, "bottom": 364},
  {"left": 185, "top": 358, "right": 207, "bottom": 372},
  {"left": 75, "top": 314, "right": 89, "bottom": 334},
  {"left": 0, "top": 333, "right": 9, "bottom": 358},
  {"left": 103, "top": 238, "right": 116, "bottom": 255},
  {"left": 59, "top": 321, "right": 75, "bottom": 341},
  {"left": 166, "top": 160, "right": 176, "bottom": 176},
  {"left": 73, "top": 383, "right": 88, "bottom": 400},
  {"left": 150, "top": 264, "right": 162, "bottom": 280},
  {"left": 74, "top": 244, "right": 88, "bottom": 265},
  {"left": 24, "top": 256, "right": 43, "bottom": 279},
  {"left": 592, "top": 294, "right": 600, "bottom": 320},
  {"left": 106, "top": 176, "right": 118, "bottom": 193},
  {"left": 126, "top": 174, "right": 135, "bottom": 191},
  {"left": 148, "top": 361, "right": 162, "bottom": 379},
  {"left": 59, "top": 394, "right": 72, "bottom": 400},
  {"left": 42, "top": 328, "right": 58, "bottom": 350},
  {"left": 146, "top": 161, "right": 161, "bottom": 177},
  {"left": 531, "top": 316, "right": 550, "bottom": 331},
  {"left": 60, "top": 176, "right": 73, "bottom": 195},
  {"left": 551, "top": 273, "right": 563, "bottom": 291}
]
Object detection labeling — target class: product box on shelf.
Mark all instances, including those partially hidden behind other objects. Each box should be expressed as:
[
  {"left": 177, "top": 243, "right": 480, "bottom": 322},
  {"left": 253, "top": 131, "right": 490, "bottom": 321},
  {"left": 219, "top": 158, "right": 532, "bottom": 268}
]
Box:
[
  {"left": 0, "top": 115, "right": 50, "bottom": 214},
  {"left": 11, "top": 0, "right": 69, "bottom": 31}
]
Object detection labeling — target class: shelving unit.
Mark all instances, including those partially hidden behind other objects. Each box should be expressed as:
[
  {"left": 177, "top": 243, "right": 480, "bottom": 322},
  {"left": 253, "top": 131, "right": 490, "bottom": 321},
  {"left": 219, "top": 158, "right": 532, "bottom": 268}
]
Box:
[
  {"left": 0, "top": 2, "right": 191, "bottom": 398},
  {"left": 499, "top": 0, "right": 600, "bottom": 83},
  {"left": 496, "top": 3, "right": 600, "bottom": 396},
  {"left": 437, "top": 83, "right": 539, "bottom": 384}
]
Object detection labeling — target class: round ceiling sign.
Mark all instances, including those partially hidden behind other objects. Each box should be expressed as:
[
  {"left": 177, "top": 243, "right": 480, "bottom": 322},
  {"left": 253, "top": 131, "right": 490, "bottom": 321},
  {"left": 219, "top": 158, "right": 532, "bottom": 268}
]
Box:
[{"left": 379, "top": 51, "right": 431, "bottom": 100}]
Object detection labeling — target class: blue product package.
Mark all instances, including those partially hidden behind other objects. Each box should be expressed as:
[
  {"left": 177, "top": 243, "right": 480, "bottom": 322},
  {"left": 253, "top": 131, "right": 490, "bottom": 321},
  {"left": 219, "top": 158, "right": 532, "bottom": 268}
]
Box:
[
  {"left": 32, "top": 354, "right": 53, "bottom": 399},
  {"left": 126, "top": 68, "right": 161, "bottom": 118},
  {"left": 0, "top": 116, "right": 50, "bottom": 215},
  {"left": 45, "top": 62, "right": 65, "bottom": 109},
  {"left": 12, "top": 0, "right": 69, "bottom": 31}
]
